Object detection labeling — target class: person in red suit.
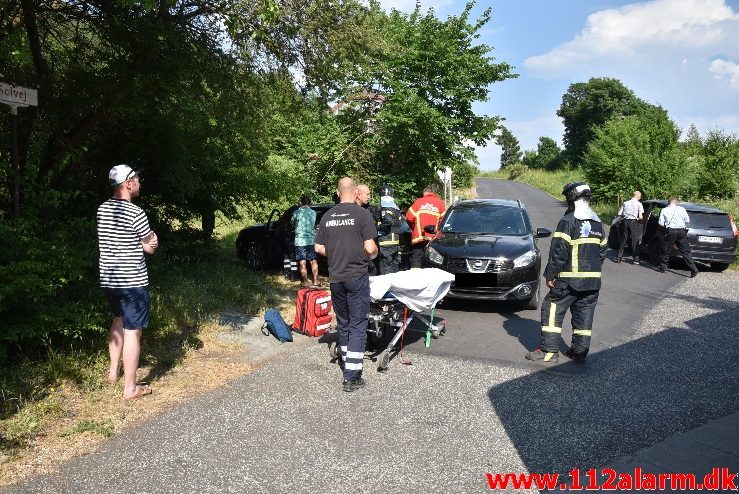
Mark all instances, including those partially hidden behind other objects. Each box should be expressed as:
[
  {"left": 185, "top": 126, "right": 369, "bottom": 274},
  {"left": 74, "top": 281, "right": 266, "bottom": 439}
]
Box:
[{"left": 406, "top": 186, "right": 446, "bottom": 268}]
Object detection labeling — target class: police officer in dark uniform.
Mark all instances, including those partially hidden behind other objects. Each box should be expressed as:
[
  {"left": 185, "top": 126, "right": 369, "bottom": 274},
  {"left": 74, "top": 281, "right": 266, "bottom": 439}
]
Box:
[
  {"left": 526, "top": 182, "right": 607, "bottom": 364},
  {"left": 376, "top": 184, "right": 408, "bottom": 274}
]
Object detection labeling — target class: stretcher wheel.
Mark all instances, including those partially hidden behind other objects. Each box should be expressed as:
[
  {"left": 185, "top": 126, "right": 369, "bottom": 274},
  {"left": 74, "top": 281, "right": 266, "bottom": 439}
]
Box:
[
  {"left": 432, "top": 321, "right": 446, "bottom": 339},
  {"left": 329, "top": 341, "right": 340, "bottom": 359},
  {"left": 378, "top": 351, "right": 390, "bottom": 371}
]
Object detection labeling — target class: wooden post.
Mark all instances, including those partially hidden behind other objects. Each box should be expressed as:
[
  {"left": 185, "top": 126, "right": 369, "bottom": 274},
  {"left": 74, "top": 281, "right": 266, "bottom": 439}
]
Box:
[{"left": 10, "top": 105, "right": 20, "bottom": 217}]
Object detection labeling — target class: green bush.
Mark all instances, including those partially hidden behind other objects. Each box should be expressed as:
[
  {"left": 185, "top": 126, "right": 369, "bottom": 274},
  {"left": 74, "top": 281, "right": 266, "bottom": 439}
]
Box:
[
  {"left": 506, "top": 163, "right": 528, "bottom": 180},
  {"left": 451, "top": 161, "right": 479, "bottom": 190},
  {"left": 696, "top": 131, "right": 739, "bottom": 199},
  {"left": 0, "top": 201, "right": 105, "bottom": 353},
  {"left": 583, "top": 107, "right": 686, "bottom": 201}
]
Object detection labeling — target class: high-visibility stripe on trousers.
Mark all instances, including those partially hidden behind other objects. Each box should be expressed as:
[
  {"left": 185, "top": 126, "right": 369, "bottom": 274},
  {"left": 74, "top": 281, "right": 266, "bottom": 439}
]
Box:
[
  {"left": 538, "top": 283, "right": 599, "bottom": 358},
  {"left": 330, "top": 273, "right": 370, "bottom": 381}
]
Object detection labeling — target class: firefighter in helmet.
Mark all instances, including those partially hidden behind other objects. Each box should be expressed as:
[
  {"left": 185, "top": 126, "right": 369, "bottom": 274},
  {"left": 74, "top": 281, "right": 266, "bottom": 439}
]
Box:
[
  {"left": 376, "top": 184, "right": 408, "bottom": 274},
  {"left": 526, "top": 182, "right": 607, "bottom": 364}
]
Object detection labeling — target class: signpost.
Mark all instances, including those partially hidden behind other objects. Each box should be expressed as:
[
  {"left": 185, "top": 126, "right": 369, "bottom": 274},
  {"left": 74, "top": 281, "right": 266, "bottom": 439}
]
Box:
[
  {"left": 436, "top": 166, "right": 453, "bottom": 206},
  {"left": 1, "top": 82, "right": 38, "bottom": 216}
]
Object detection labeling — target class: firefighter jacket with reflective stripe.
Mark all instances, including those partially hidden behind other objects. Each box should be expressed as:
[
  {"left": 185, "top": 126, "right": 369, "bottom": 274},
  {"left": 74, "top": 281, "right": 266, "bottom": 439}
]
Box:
[
  {"left": 406, "top": 193, "right": 445, "bottom": 245},
  {"left": 377, "top": 207, "right": 405, "bottom": 246},
  {"left": 543, "top": 211, "right": 608, "bottom": 291}
]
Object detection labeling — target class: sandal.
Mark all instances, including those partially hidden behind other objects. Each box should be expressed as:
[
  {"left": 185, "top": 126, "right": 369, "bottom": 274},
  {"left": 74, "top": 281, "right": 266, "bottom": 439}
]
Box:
[{"left": 123, "top": 384, "right": 153, "bottom": 400}]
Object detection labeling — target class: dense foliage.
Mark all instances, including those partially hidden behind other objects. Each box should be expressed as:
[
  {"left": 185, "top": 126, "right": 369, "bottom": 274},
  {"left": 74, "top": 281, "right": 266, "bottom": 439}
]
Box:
[
  {"left": 583, "top": 106, "right": 686, "bottom": 200},
  {"left": 557, "top": 77, "right": 648, "bottom": 166},
  {"left": 522, "top": 137, "right": 563, "bottom": 171},
  {"left": 513, "top": 77, "right": 738, "bottom": 207},
  {"left": 495, "top": 126, "right": 521, "bottom": 170},
  {"left": 0, "top": 1, "right": 512, "bottom": 356}
]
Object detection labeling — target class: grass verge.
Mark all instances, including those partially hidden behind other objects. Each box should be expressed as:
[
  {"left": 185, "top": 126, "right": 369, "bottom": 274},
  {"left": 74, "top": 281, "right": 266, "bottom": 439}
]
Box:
[{"left": 0, "top": 214, "right": 299, "bottom": 487}]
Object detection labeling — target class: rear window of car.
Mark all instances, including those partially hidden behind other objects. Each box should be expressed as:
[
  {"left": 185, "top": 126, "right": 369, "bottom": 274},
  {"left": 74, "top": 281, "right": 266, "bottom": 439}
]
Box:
[
  {"left": 688, "top": 212, "right": 732, "bottom": 231},
  {"left": 441, "top": 205, "right": 528, "bottom": 235}
]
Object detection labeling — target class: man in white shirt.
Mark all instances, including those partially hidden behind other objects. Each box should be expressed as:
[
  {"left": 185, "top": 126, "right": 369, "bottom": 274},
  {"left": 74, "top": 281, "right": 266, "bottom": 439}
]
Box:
[
  {"left": 657, "top": 197, "right": 698, "bottom": 277},
  {"left": 617, "top": 191, "right": 645, "bottom": 263}
]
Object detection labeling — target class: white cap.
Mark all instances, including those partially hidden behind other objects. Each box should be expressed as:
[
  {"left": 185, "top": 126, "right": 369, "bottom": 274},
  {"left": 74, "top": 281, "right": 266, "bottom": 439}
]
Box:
[{"left": 108, "top": 164, "right": 138, "bottom": 187}]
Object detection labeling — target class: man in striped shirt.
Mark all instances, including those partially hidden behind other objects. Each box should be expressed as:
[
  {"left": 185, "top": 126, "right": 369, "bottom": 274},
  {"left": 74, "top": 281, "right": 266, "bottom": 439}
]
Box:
[{"left": 97, "top": 164, "right": 158, "bottom": 399}]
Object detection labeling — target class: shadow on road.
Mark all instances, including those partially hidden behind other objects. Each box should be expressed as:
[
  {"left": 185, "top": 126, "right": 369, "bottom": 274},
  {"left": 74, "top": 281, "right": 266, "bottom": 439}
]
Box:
[{"left": 487, "top": 294, "right": 739, "bottom": 476}]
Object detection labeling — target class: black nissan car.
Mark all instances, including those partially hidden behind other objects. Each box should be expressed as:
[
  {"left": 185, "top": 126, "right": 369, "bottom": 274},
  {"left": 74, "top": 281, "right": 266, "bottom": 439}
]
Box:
[{"left": 422, "top": 199, "right": 551, "bottom": 308}]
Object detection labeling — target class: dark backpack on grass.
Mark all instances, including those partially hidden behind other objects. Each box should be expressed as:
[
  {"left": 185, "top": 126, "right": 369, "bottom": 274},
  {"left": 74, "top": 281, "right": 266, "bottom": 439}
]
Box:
[{"left": 261, "top": 308, "right": 293, "bottom": 343}]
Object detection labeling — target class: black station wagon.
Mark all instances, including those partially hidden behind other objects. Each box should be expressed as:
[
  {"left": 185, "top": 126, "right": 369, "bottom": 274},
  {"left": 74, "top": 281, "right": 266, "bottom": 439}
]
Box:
[{"left": 608, "top": 200, "right": 738, "bottom": 271}]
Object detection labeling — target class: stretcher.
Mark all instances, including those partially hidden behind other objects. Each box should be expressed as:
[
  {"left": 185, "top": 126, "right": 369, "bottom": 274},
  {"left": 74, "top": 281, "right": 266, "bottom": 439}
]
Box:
[{"left": 329, "top": 268, "right": 454, "bottom": 371}]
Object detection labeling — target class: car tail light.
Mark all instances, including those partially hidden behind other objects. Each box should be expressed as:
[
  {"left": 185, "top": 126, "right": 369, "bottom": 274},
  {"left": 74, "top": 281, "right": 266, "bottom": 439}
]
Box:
[{"left": 730, "top": 215, "right": 738, "bottom": 238}]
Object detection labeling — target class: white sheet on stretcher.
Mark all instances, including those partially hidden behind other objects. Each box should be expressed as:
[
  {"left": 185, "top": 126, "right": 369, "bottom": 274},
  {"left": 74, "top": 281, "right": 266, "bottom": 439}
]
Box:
[{"left": 369, "top": 268, "right": 455, "bottom": 312}]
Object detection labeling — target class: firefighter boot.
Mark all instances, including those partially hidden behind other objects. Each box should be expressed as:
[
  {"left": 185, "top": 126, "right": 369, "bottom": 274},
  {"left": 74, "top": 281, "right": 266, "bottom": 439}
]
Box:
[
  {"left": 525, "top": 348, "right": 559, "bottom": 363},
  {"left": 563, "top": 349, "right": 587, "bottom": 364}
]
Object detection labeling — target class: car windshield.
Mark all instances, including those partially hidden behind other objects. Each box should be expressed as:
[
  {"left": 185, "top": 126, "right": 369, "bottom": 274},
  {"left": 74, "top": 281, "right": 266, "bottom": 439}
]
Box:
[{"left": 441, "top": 205, "right": 527, "bottom": 235}]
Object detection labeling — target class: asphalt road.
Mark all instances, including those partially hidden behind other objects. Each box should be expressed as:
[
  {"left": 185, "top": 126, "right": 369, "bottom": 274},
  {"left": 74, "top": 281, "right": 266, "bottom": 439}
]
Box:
[
  {"left": 6, "top": 180, "right": 737, "bottom": 494},
  {"left": 401, "top": 178, "right": 681, "bottom": 367}
]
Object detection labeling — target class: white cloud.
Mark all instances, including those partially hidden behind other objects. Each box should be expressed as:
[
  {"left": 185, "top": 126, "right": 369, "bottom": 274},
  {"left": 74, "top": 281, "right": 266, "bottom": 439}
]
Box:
[
  {"left": 709, "top": 58, "right": 739, "bottom": 89},
  {"left": 525, "top": 0, "right": 737, "bottom": 76}
]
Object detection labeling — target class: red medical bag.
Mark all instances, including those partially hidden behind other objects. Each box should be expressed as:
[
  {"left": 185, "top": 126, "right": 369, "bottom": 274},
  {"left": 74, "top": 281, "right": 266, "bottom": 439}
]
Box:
[{"left": 292, "top": 287, "right": 333, "bottom": 337}]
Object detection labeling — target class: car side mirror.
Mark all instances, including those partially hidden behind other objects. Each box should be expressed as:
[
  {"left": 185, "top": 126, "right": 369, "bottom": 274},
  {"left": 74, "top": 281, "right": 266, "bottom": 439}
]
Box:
[
  {"left": 535, "top": 228, "right": 552, "bottom": 238},
  {"left": 423, "top": 224, "right": 437, "bottom": 234}
]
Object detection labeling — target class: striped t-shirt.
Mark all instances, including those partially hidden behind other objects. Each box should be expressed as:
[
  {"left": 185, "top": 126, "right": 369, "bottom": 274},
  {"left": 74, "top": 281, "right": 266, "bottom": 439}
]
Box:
[{"left": 97, "top": 198, "right": 152, "bottom": 288}]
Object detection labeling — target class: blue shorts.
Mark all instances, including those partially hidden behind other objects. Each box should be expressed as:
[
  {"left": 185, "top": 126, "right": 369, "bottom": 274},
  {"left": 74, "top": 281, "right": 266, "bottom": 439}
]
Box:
[
  {"left": 295, "top": 245, "right": 317, "bottom": 261},
  {"left": 103, "top": 287, "right": 150, "bottom": 330}
]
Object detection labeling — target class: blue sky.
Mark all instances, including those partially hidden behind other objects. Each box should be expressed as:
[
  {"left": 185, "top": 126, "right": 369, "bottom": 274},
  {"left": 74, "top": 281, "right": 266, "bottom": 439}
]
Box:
[{"left": 378, "top": 0, "right": 739, "bottom": 170}]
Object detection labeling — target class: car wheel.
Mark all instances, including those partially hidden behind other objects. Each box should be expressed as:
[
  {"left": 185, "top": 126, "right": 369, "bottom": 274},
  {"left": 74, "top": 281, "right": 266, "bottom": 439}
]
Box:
[
  {"left": 523, "top": 287, "right": 540, "bottom": 310},
  {"left": 710, "top": 262, "right": 731, "bottom": 272},
  {"left": 243, "top": 241, "right": 265, "bottom": 270}
]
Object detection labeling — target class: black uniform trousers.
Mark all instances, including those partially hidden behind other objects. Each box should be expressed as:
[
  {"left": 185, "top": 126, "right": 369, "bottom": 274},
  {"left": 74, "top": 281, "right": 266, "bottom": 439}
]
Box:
[
  {"left": 331, "top": 273, "right": 370, "bottom": 381},
  {"left": 378, "top": 245, "right": 400, "bottom": 274},
  {"left": 660, "top": 228, "right": 697, "bottom": 271},
  {"left": 618, "top": 219, "right": 642, "bottom": 259},
  {"left": 539, "top": 281, "right": 599, "bottom": 358},
  {"left": 409, "top": 243, "right": 426, "bottom": 268}
]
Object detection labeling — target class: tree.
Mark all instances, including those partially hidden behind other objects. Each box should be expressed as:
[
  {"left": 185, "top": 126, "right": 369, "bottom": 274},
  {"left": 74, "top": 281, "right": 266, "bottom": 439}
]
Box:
[
  {"left": 535, "top": 136, "right": 563, "bottom": 170},
  {"left": 583, "top": 106, "right": 686, "bottom": 201},
  {"left": 0, "top": 0, "right": 379, "bottom": 348},
  {"left": 495, "top": 126, "right": 522, "bottom": 169},
  {"left": 697, "top": 130, "right": 739, "bottom": 199},
  {"left": 521, "top": 150, "right": 538, "bottom": 169},
  {"left": 557, "top": 77, "right": 647, "bottom": 166},
  {"left": 682, "top": 123, "right": 703, "bottom": 157},
  {"left": 1, "top": 0, "right": 376, "bottom": 218},
  {"left": 362, "top": 3, "right": 515, "bottom": 198}
]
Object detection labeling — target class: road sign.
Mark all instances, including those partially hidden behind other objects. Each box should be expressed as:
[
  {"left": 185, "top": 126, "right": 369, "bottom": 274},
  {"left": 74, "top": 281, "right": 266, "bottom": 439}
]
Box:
[
  {"left": 436, "top": 166, "right": 453, "bottom": 205},
  {"left": 436, "top": 166, "right": 452, "bottom": 184},
  {"left": 0, "top": 82, "right": 38, "bottom": 107}
]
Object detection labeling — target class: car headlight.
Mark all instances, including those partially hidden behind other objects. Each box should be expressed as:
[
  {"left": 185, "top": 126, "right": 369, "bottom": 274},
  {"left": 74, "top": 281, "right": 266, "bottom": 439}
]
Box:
[
  {"left": 513, "top": 250, "right": 536, "bottom": 268},
  {"left": 426, "top": 246, "right": 444, "bottom": 264}
]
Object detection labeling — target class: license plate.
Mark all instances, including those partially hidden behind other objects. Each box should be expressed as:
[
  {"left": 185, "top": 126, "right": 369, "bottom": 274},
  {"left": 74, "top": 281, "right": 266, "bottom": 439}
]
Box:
[{"left": 698, "top": 236, "right": 723, "bottom": 244}]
